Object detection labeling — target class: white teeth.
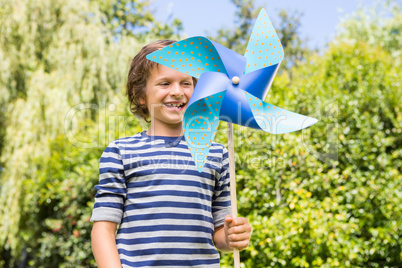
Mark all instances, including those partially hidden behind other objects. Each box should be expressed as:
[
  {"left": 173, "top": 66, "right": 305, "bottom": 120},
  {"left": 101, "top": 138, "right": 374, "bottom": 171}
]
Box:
[{"left": 165, "top": 103, "right": 184, "bottom": 108}]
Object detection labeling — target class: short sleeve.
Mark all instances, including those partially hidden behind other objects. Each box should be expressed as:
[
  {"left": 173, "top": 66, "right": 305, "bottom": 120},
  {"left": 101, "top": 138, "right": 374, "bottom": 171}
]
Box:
[
  {"left": 212, "top": 147, "right": 231, "bottom": 228},
  {"left": 91, "top": 141, "right": 127, "bottom": 223}
]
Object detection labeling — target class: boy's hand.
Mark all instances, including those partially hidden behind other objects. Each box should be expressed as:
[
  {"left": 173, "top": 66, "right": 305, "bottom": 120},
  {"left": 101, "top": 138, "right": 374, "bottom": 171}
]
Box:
[{"left": 224, "top": 215, "right": 252, "bottom": 251}]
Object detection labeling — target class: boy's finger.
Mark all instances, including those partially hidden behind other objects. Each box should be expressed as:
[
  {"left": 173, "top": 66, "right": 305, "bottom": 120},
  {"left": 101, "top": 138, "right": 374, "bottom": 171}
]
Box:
[
  {"left": 228, "top": 217, "right": 248, "bottom": 227},
  {"left": 226, "top": 224, "right": 252, "bottom": 235},
  {"left": 227, "top": 232, "right": 251, "bottom": 242},
  {"left": 224, "top": 215, "right": 233, "bottom": 226},
  {"left": 228, "top": 240, "right": 250, "bottom": 251}
]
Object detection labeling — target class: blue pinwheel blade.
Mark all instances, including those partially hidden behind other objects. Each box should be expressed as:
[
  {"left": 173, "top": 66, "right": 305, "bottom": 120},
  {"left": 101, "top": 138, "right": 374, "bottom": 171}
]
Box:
[
  {"left": 146, "top": 36, "right": 246, "bottom": 80},
  {"left": 210, "top": 39, "right": 246, "bottom": 79},
  {"left": 238, "top": 64, "right": 280, "bottom": 101},
  {"left": 245, "top": 92, "right": 318, "bottom": 134},
  {"left": 183, "top": 91, "right": 227, "bottom": 172},
  {"left": 244, "top": 8, "right": 284, "bottom": 74},
  {"left": 146, "top": 37, "right": 228, "bottom": 78},
  {"left": 187, "top": 72, "right": 230, "bottom": 108}
]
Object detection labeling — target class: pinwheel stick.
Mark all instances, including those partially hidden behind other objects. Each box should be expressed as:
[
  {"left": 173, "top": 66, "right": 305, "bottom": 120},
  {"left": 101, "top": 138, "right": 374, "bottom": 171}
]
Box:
[{"left": 227, "top": 122, "right": 241, "bottom": 268}]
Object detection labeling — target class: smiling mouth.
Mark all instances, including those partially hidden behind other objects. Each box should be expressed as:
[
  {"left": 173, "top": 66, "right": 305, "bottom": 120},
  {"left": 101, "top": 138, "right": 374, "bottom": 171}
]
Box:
[{"left": 164, "top": 103, "right": 185, "bottom": 110}]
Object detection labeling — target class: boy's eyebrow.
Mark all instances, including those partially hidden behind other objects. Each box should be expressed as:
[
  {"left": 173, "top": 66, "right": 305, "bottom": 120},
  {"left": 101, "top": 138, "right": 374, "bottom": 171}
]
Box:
[
  {"left": 154, "top": 76, "right": 193, "bottom": 82},
  {"left": 154, "top": 76, "right": 171, "bottom": 81}
]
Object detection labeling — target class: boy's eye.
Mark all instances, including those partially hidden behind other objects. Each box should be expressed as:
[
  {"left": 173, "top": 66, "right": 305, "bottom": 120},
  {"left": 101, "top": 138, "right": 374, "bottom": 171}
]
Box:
[{"left": 159, "top": 82, "right": 169, "bottom": 86}]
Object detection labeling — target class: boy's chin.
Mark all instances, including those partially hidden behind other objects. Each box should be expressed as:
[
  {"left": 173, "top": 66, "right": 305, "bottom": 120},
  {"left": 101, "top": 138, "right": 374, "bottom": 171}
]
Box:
[
  {"left": 167, "top": 117, "right": 185, "bottom": 125},
  {"left": 162, "top": 109, "right": 185, "bottom": 119},
  {"left": 158, "top": 114, "right": 185, "bottom": 126}
]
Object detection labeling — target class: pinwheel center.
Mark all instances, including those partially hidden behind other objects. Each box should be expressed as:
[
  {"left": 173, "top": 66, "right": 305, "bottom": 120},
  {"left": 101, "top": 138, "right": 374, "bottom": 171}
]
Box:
[{"left": 231, "top": 76, "right": 240, "bottom": 85}]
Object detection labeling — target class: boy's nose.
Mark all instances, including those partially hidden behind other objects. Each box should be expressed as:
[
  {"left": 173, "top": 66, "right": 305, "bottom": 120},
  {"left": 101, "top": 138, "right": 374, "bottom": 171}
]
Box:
[{"left": 170, "top": 83, "right": 184, "bottom": 97}]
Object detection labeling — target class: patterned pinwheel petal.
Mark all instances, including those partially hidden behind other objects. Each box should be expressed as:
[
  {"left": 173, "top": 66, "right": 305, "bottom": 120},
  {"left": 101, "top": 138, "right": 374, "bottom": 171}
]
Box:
[
  {"left": 245, "top": 91, "right": 318, "bottom": 134},
  {"left": 184, "top": 91, "right": 227, "bottom": 172},
  {"left": 244, "top": 8, "right": 284, "bottom": 74},
  {"left": 146, "top": 36, "right": 246, "bottom": 80},
  {"left": 146, "top": 37, "right": 228, "bottom": 78}
]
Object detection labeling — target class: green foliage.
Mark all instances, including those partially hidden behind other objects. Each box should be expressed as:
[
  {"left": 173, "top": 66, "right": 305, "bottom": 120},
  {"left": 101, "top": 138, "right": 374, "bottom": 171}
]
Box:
[
  {"left": 211, "top": 0, "right": 310, "bottom": 69},
  {"left": 0, "top": 0, "right": 145, "bottom": 265},
  {"left": 217, "top": 9, "right": 402, "bottom": 267},
  {"left": 336, "top": 1, "right": 402, "bottom": 58},
  {"left": 17, "top": 108, "right": 143, "bottom": 267},
  {"left": 22, "top": 133, "right": 101, "bottom": 267},
  {"left": 93, "top": 0, "right": 183, "bottom": 39}
]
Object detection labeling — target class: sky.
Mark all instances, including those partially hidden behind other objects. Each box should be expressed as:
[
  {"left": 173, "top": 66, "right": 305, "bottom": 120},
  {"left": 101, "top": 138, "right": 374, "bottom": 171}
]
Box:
[{"left": 151, "top": 0, "right": 400, "bottom": 50}]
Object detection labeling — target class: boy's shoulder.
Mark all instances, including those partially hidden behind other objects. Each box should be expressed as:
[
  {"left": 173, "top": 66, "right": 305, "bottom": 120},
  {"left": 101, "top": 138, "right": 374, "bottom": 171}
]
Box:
[
  {"left": 104, "top": 131, "right": 228, "bottom": 159},
  {"left": 113, "top": 132, "right": 143, "bottom": 144},
  {"left": 105, "top": 132, "right": 146, "bottom": 150},
  {"left": 209, "top": 141, "right": 228, "bottom": 153}
]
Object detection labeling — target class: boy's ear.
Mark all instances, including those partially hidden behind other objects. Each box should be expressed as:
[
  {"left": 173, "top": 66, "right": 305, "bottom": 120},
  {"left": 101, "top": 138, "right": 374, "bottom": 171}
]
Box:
[{"left": 139, "top": 98, "right": 145, "bottom": 105}]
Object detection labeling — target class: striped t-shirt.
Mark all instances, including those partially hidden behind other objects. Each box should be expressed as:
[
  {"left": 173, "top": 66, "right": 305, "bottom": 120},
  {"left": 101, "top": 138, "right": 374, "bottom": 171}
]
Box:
[{"left": 91, "top": 131, "right": 231, "bottom": 268}]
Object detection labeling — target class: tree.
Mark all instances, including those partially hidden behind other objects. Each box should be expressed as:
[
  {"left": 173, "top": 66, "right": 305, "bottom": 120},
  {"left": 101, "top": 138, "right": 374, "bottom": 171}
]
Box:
[
  {"left": 93, "top": 0, "right": 183, "bottom": 39},
  {"left": 210, "top": 0, "right": 261, "bottom": 54},
  {"left": 210, "top": 0, "right": 310, "bottom": 69},
  {"left": 336, "top": 1, "right": 402, "bottom": 59},
  {"left": 217, "top": 3, "right": 402, "bottom": 267},
  {"left": 0, "top": 0, "right": 164, "bottom": 265}
]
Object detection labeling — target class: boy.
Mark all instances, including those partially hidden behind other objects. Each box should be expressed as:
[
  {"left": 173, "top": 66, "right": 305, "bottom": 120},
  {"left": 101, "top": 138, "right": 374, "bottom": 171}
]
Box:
[{"left": 91, "top": 40, "right": 252, "bottom": 268}]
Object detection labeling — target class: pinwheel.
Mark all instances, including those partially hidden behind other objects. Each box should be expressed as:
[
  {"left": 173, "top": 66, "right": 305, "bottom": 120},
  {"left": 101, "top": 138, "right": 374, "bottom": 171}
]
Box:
[{"left": 147, "top": 8, "right": 318, "bottom": 267}]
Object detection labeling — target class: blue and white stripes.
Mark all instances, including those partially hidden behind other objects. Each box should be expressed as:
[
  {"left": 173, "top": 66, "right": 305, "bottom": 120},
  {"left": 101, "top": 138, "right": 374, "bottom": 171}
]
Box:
[{"left": 91, "top": 131, "right": 231, "bottom": 267}]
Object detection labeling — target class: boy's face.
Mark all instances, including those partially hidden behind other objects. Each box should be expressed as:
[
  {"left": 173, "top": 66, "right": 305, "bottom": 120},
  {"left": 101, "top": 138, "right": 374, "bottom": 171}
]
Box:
[{"left": 143, "top": 64, "right": 194, "bottom": 130}]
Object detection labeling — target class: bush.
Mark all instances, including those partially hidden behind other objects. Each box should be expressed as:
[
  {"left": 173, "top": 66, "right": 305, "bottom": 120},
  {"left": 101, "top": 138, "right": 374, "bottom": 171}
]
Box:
[{"left": 219, "top": 39, "right": 402, "bottom": 267}]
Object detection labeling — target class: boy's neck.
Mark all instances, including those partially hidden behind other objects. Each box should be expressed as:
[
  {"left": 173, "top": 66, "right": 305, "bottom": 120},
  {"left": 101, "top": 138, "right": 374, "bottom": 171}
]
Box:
[{"left": 146, "top": 122, "right": 183, "bottom": 137}]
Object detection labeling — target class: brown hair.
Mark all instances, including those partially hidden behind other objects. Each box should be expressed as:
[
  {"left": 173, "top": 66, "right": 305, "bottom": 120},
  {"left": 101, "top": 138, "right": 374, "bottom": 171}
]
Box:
[{"left": 126, "top": 40, "right": 197, "bottom": 122}]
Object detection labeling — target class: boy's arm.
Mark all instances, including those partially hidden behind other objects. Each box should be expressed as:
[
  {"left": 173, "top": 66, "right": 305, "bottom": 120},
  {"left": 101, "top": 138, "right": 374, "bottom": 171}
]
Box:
[
  {"left": 91, "top": 221, "right": 122, "bottom": 268},
  {"left": 213, "top": 225, "right": 231, "bottom": 252},
  {"left": 213, "top": 215, "right": 252, "bottom": 252},
  {"left": 213, "top": 147, "right": 251, "bottom": 251}
]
